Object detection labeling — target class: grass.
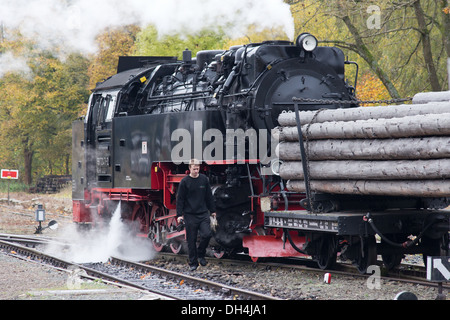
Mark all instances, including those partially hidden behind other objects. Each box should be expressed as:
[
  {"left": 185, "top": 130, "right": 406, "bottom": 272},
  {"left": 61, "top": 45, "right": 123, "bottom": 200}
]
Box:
[
  {"left": 51, "top": 184, "right": 72, "bottom": 199},
  {"left": 0, "top": 180, "right": 30, "bottom": 193},
  {"left": 0, "top": 180, "right": 72, "bottom": 198}
]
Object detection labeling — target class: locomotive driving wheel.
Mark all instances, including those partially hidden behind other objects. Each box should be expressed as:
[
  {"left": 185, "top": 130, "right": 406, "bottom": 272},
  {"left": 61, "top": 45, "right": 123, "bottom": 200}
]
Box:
[
  {"left": 169, "top": 242, "right": 183, "bottom": 254},
  {"left": 168, "top": 217, "right": 184, "bottom": 254},
  {"left": 148, "top": 204, "right": 166, "bottom": 252},
  {"left": 212, "top": 247, "right": 227, "bottom": 259},
  {"left": 130, "top": 203, "right": 149, "bottom": 236}
]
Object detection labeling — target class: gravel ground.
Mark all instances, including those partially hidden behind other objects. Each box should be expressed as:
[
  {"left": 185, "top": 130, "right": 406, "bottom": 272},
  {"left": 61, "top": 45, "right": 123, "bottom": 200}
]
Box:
[
  {"left": 0, "top": 191, "right": 151, "bottom": 300},
  {"left": 148, "top": 255, "right": 444, "bottom": 300},
  {"left": 0, "top": 191, "right": 447, "bottom": 300}
]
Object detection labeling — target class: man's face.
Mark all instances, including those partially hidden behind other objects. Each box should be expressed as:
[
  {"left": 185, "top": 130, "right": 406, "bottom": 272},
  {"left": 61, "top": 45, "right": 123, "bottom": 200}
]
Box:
[{"left": 190, "top": 165, "right": 200, "bottom": 178}]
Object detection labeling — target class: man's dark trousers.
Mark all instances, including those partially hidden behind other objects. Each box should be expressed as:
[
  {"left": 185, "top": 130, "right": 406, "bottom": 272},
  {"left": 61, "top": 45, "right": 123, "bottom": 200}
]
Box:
[{"left": 184, "top": 212, "right": 211, "bottom": 267}]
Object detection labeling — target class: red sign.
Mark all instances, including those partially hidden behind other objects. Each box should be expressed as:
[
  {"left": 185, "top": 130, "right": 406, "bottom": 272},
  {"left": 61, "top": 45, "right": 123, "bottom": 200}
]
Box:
[{"left": 1, "top": 170, "right": 19, "bottom": 180}]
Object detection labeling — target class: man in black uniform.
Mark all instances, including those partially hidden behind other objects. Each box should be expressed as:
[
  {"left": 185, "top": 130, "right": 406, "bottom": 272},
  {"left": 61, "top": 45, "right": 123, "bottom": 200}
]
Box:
[{"left": 177, "top": 159, "right": 216, "bottom": 271}]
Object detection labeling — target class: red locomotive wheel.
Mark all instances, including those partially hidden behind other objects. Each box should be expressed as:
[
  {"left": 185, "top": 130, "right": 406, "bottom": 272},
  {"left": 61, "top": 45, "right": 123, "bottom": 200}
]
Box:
[
  {"left": 150, "top": 230, "right": 165, "bottom": 252},
  {"left": 131, "top": 203, "right": 150, "bottom": 235},
  {"left": 149, "top": 204, "right": 167, "bottom": 252},
  {"left": 169, "top": 242, "right": 183, "bottom": 254},
  {"left": 212, "top": 249, "right": 226, "bottom": 259}
]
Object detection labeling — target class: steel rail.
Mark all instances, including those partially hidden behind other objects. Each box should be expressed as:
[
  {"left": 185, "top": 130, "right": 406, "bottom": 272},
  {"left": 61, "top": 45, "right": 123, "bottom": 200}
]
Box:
[
  {"left": 155, "top": 251, "right": 450, "bottom": 292},
  {"left": 0, "top": 239, "right": 177, "bottom": 300},
  {"left": 109, "top": 256, "right": 281, "bottom": 300},
  {"left": 0, "top": 237, "right": 279, "bottom": 300}
]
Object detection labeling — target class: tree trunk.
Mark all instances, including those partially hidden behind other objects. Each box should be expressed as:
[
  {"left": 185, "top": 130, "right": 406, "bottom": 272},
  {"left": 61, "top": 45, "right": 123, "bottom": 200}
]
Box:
[
  {"left": 278, "top": 102, "right": 450, "bottom": 126},
  {"left": 65, "top": 154, "right": 70, "bottom": 176},
  {"left": 413, "top": 0, "right": 442, "bottom": 91},
  {"left": 286, "top": 180, "right": 450, "bottom": 197},
  {"left": 279, "top": 159, "right": 450, "bottom": 180},
  {"left": 277, "top": 137, "right": 450, "bottom": 161},
  {"left": 339, "top": 8, "right": 401, "bottom": 99},
  {"left": 22, "top": 138, "right": 34, "bottom": 186},
  {"left": 274, "top": 113, "right": 450, "bottom": 141},
  {"left": 440, "top": 0, "right": 450, "bottom": 58}
]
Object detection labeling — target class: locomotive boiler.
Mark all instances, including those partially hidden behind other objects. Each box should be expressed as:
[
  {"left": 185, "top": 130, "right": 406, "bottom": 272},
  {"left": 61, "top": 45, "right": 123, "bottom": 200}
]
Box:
[{"left": 72, "top": 33, "right": 449, "bottom": 273}]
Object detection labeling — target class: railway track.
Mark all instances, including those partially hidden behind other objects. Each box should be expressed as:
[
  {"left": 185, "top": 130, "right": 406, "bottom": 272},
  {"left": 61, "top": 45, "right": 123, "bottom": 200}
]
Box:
[
  {"left": 0, "top": 234, "right": 279, "bottom": 300},
  {"left": 1, "top": 233, "right": 448, "bottom": 300},
  {"left": 153, "top": 250, "right": 440, "bottom": 286}
]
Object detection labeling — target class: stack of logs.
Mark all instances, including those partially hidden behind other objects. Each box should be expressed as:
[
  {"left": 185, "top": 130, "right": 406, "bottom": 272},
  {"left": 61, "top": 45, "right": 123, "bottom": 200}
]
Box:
[
  {"left": 33, "top": 175, "right": 72, "bottom": 194},
  {"left": 275, "top": 99, "right": 450, "bottom": 197}
]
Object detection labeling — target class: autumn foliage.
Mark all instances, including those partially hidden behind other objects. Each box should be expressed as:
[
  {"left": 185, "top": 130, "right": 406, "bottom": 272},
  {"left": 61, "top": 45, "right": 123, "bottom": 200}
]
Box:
[{"left": 356, "top": 73, "right": 391, "bottom": 105}]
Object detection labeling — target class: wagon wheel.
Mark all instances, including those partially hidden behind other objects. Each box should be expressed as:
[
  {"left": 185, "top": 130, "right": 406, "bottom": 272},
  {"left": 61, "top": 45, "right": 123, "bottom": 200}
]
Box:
[
  {"left": 354, "top": 236, "right": 377, "bottom": 274},
  {"left": 315, "top": 235, "right": 337, "bottom": 270},
  {"left": 422, "top": 233, "right": 450, "bottom": 266},
  {"left": 381, "top": 234, "right": 405, "bottom": 270},
  {"left": 149, "top": 204, "right": 166, "bottom": 252}
]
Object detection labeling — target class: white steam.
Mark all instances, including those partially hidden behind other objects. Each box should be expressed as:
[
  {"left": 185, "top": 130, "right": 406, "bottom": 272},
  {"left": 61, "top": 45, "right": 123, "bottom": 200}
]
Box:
[
  {"left": 0, "top": 51, "right": 32, "bottom": 78},
  {"left": 45, "top": 202, "right": 155, "bottom": 263},
  {"left": 0, "top": 0, "right": 295, "bottom": 55}
]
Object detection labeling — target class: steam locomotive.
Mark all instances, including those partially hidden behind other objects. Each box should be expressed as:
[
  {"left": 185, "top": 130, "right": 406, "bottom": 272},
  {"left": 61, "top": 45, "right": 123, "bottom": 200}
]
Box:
[{"left": 72, "top": 33, "right": 449, "bottom": 273}]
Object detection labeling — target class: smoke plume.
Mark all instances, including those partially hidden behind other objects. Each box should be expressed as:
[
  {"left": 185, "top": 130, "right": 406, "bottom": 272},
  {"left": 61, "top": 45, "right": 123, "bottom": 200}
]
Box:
[
  {"left": 0, "top": 0, "right": 294, "bottom": 54},
  {"left": 0, "top": 0, "right": 294, "bottom": 77}
]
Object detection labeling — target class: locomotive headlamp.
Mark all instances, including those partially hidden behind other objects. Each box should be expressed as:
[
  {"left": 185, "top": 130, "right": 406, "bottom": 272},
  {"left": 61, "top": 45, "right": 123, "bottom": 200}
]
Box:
[{"left": 296, "top": 33, "right": 318, "bottom": 52}]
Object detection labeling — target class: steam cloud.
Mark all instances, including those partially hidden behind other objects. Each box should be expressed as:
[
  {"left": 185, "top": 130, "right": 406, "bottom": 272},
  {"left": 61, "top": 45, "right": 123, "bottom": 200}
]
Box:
[
  {"left": 0, "top": 0, "right": 294, "bottom": 77},
  {"left": 0, "top": 0, "right": 294, "bottom": 54},
  {"left": 0, "top": 51, "right": 32, "bottom": 78},
  {"left": 45, "top": 203, "right": 155, "bottom": 263}
]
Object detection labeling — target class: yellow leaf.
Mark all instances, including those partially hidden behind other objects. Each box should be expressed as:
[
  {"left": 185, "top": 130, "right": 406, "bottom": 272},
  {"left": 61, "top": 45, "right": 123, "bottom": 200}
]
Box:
[{"left": 140, "top": 272, "right": 152, "bottom": 280}]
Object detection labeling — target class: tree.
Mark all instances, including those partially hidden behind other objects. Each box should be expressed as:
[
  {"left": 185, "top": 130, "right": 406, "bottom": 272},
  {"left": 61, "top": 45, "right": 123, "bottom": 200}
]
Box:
[
  {"left": 35, "top": 53, "right": 90, "bottom": 176},
  {"left": 223, "top": 25, "right": 290, "bottom": 48},
  {"left": 88, "top": 25, "right": 140, "bottom": 89},
  {"left": 288, "top": 0, "right": 449, "bottom": 97},
  {"left": 357, "top": 72, "right": 391, "bottom": 103},
  {"left": 0, "top": 37, "right": 89, "bottom": 184},
  {"left": 134, "top": 25, "right": 227, "bottom": 58},
  {"left": 412, "top": 0, "right": 441, "bottom": 91},
  {"left": 441, "top": 1, "right": 450, "bottom": 57}
]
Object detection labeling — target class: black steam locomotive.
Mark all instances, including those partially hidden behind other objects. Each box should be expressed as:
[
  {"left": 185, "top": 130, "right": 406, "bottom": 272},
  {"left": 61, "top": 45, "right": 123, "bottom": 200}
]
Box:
[{"left": 72, "top": 33, "right": 449, "bottom": 272}]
